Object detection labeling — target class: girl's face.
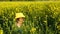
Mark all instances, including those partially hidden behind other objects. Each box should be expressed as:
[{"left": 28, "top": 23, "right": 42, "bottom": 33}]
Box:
[{"left": 18, "top": 17, "right": 25, "bottom": 23}]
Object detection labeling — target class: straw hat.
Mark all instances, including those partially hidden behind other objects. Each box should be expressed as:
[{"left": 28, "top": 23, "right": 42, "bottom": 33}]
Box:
[{"left": 15, "top": 13, "right": 25, "bottom": 19}]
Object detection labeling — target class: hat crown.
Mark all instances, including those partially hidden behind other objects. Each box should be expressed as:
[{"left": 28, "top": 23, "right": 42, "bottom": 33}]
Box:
[{"left": 15, "top": 13, "right": 25, "bottom": 18}]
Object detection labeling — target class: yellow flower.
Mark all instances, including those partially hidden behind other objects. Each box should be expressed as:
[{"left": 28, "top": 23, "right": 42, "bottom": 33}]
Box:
[
  {"left": 44, "top": 21, "right": 47, "bottom": 23},
  {"left": 0, "top": 30, "right": 3, "bottom": 34},
  {"left": 30, "top": 27, "right": 36, "bottom": 32}
]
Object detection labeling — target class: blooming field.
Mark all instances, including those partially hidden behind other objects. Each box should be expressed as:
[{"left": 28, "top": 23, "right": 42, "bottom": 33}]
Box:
[{"left": 0, "top": 1, "right": 60, "bottom": 34}]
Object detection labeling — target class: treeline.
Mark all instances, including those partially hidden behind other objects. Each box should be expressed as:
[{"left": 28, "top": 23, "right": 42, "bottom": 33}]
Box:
[{"left": 0, "top": 0, "right": 60, "bottom": 1}]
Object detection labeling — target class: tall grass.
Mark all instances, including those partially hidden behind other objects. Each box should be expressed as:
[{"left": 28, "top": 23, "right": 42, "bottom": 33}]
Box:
[{"left": 0, "top": 1, "right": 60, "bottom": 34}]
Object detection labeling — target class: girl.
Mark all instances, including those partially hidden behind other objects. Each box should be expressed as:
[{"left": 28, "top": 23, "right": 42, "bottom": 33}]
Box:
[{"left": 12, "top": 13, "right": 25, "bottom": 34}]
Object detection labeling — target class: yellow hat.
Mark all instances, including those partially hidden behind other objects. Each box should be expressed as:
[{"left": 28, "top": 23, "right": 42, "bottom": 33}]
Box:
[{"left": 15, "top": 13, "right": 25, "bottom": 19}]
